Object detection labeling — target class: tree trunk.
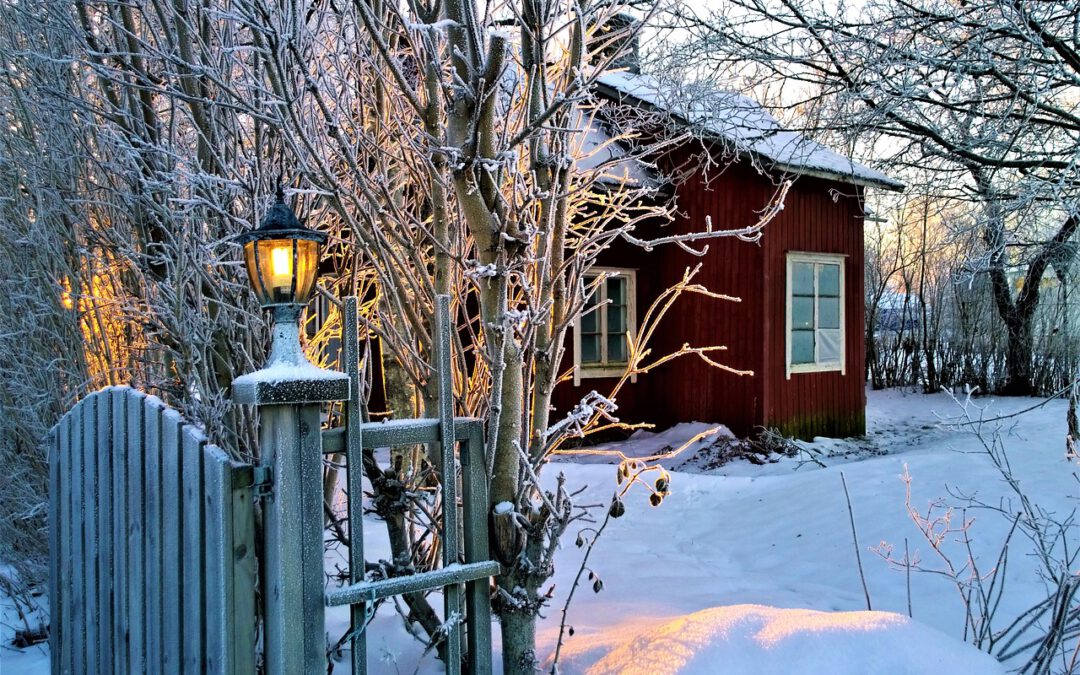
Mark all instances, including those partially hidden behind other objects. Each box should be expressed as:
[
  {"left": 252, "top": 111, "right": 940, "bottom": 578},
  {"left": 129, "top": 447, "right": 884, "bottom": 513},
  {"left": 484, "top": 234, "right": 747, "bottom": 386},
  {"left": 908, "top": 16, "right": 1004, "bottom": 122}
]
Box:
[
  {"left": 500, "top": 607, "right": 537, "bottom": 675},
  {"left": 1002, "top": 315, "right": 1035, "bottom": 396}
]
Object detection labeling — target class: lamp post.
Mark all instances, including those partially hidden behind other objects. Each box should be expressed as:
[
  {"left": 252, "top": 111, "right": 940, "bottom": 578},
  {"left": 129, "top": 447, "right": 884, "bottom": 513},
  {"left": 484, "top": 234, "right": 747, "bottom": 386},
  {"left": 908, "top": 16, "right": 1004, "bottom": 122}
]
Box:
[{"left": 232, "top": 189, "right": 347, "bottom": 675}]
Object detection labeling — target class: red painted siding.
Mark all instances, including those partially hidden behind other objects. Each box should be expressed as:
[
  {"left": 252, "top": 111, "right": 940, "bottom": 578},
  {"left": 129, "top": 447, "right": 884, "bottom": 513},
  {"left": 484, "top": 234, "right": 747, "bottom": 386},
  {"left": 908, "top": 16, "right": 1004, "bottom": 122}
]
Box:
[{"left": 762, "top": 179, "right": 866, "bottom": 439}]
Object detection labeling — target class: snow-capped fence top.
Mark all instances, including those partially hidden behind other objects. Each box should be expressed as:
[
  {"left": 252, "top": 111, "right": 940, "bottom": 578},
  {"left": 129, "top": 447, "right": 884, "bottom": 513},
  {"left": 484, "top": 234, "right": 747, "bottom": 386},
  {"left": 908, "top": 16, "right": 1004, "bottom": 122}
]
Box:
[{"left": 48, "top": 387, "right": 257, "bottom": 675}]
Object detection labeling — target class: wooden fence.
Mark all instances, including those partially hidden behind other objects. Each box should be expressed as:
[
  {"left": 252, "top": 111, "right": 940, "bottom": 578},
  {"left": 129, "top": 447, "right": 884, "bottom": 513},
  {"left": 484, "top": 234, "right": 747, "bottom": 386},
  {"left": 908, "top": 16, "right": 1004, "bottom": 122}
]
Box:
[{"left": 48, "top": 387, "right": 257, "bottom": 675}]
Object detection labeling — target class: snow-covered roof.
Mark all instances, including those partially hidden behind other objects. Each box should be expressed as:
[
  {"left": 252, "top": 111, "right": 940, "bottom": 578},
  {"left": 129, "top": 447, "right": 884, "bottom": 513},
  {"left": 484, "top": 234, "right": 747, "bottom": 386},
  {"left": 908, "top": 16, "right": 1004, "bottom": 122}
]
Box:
[
  {"left": 571, "top": 104, "right": 658, "bottom": 189},
  {"left": 595, "top": 71, "right": 905, "bottom": 192}
]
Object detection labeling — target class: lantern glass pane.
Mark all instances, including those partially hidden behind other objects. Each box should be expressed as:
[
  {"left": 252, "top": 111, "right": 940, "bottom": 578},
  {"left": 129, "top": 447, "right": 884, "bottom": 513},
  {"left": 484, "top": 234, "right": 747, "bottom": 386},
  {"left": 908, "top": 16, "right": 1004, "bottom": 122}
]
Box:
[
  {"left": 243, "top": 241, "right": 266, "bottom": 302},
  {"left": 245, "top": 238, "right": 320, "bottom": 305},
  {"left": 293, "top": 239, "right": 319, "bottom": 303}
]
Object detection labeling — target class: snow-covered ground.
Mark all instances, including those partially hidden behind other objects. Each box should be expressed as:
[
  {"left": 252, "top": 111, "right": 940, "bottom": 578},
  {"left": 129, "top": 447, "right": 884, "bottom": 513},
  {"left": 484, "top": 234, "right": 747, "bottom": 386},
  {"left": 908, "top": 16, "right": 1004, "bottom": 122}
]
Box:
[{"left": 4, "top": 388, "right": 1077, "bottom": 673}]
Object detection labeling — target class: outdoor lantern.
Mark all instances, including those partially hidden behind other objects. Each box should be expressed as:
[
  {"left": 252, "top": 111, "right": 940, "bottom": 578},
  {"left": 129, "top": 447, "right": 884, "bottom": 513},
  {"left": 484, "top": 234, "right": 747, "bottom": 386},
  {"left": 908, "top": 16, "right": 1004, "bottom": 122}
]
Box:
[
  {"left": 238, "top": 187, "right": 326, "bottom": 308},
  {"left": 233, "top": 186, "right": 338, "bottom": 376}
]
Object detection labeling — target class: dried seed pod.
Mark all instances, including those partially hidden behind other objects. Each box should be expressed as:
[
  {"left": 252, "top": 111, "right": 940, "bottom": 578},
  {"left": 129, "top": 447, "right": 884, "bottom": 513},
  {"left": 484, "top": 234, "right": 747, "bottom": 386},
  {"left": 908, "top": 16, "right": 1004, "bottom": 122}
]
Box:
[
  {"left": 655, "top": 476, "right": 669, "bottom": 494},
  {"left": 608, "top": 498, "right": 625, "bottom": 519},
  {"left": 592, "top": 578, "right": 604, "bottom": 593},
  {"left": 649, "top": 492, "right": 663, "bottom": 507}
]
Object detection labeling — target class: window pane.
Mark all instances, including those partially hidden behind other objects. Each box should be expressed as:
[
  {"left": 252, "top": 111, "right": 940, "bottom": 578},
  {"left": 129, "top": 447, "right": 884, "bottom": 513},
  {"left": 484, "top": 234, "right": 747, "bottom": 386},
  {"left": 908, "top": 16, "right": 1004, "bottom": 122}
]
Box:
[
  {"left": 581, "top": 335, "right": 601, "bottom": 363},
  {"left": 792, "top": 296, "right": 814, "bottom": 330},
  {"left": 606, "top": 276, "right": 626, "bottom": 305},
  {"left": 607, "top": 304, "right": 626, "bottom": 333},
  {"left": 791, "top": 330, "right": 815, "bottom": 364},
  {"left": 819, "top": 329, "right": 842, "bottom": 363},
  {"left": 607, "top": 334, "right": 627, "bottom": 362},
  {"left": 792, "top": 262, "right": 815, "bottom": 295},
  {"left": 819, "top": 297, "right": 840, "bottom": 329},
  {"left": 818, "top": 263, "right": 840, "bottom": 296},
  {"left": 580, "top": 309, "right": 598, "bottom": 333}
]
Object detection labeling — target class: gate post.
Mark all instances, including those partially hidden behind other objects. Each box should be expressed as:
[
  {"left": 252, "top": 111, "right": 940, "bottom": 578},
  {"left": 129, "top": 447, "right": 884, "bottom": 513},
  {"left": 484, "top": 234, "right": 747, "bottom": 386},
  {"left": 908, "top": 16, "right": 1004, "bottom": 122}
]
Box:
[{"left": 233, "top": 309, "right": 349, "bottom": 675}]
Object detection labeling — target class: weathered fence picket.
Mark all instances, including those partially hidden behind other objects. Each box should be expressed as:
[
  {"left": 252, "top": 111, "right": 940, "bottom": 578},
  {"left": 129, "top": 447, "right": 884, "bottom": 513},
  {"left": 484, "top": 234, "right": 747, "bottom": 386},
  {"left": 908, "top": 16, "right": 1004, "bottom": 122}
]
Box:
[
  {"left": 161, "top": 408, "right": 183, "bottom": 675},
  {"left": 109, "top": 389, "right": 127, "bottom": 670},
  {"left": 125, "top": 390, "right": 146, "bottom": 673},
  {"left": 81, "top": 396, "right": 97, "bottom": 673},
  {"left": 181, "top": 427, "right": 205, "bottom": 672},
  {"left": 143, "top": 396, "right": 163, "bottom": 673},
  {"left": 49, "top": 388, "right": 256, "bottom": 675},
  {"left": 95, "top": 392, "right": 113, "bottom": 675}
]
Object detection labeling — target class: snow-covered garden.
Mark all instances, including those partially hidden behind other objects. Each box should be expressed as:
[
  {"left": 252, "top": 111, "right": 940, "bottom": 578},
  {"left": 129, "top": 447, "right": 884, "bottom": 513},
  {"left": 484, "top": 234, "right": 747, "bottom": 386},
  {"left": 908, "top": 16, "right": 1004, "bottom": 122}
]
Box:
[{"left": 5, "top": 387, "right": 1075, "bottom": 673}]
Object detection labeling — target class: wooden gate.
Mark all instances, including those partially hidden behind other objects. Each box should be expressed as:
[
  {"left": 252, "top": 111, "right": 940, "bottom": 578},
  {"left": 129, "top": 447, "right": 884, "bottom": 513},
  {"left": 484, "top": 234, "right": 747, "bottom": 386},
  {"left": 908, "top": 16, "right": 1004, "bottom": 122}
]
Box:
[
  {"left": 48, "top": 387, "right": 257, "bottom": 675},
  {"left": 319, "top": 295, "right": 500, "bottom": 675}
]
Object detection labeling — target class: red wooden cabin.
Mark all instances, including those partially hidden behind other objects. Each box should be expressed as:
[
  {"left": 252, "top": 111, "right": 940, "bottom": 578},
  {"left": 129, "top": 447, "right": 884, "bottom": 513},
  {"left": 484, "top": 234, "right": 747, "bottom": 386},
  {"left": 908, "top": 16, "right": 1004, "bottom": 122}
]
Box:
[{"left": 551, "top": 72, "right": 904, "bottom": 440}]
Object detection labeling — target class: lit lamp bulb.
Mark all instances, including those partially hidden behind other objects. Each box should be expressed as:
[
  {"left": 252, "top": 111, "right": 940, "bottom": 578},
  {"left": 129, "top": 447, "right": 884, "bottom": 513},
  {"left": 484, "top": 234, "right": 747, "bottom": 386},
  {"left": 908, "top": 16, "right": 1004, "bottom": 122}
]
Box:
[{"left": 269, "top": 244, "right": 294, "bottom": 300}]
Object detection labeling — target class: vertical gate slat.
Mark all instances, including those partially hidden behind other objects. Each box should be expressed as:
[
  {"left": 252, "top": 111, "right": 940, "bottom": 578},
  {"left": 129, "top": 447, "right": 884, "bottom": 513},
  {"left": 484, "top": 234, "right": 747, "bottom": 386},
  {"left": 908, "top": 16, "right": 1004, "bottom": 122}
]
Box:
[
  {"left": 126, "top": 391, "right": 147, "bottom": 672},
  {"left": 81, "top": 395, "right": 98, "bottom": 673},
  {"left": 48, "top": 426, "right": 62, "bottom": 675},
  {"left": 344, "top": 296, "right": 368, "bottom": 675},
  {"left": 161, "top": 408, "right": 184, "bottom": 675},
  {"left": 203, "top": 446, "right": 227, "bottom": 675},
  {"left": 205, "top": 446, "right": 256, "bottom": 675},
  {"left": 144, "top": 397, "right": 165, "bottom": 673},
  {"left": 96, "top": 389, "right": 114, "bottom": 675},
  {"left": 181, "top": 427, "right": 206, "bottom": 674},
  {"left": 68, "top": 407, "right": 84, "bottom": 675},
  {"left": 461, "top": 422, "right": 494, "bottom": 675},
  {"left": 230, "top": 463, "right": 257, "bottom": 675},
  {"left": 436, "top": 295, "right": 463, "bottom": 675},
  {"left": 111, "top": 389, "right": 128, "bottom": 673},
  {"left": 58, "top": 416, "right": 73, "bottom": 675}
]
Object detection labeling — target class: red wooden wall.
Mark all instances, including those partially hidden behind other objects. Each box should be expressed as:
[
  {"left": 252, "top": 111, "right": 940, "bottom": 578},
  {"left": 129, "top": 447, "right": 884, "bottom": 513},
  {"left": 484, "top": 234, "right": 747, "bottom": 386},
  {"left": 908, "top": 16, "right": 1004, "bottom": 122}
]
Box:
[
  {"left": 552, "top": 149, "right": 867, "bottom": 440},
  {"left": 761, "top": 178, "right": 866, "bottom": 439}
]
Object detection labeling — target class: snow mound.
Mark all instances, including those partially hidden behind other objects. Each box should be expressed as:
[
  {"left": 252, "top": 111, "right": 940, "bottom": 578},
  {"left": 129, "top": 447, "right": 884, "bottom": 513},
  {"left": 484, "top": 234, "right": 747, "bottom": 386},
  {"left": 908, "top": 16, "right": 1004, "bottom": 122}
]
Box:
[{"left": 555, "top": 604, "right": 1004, "bottom": 675}]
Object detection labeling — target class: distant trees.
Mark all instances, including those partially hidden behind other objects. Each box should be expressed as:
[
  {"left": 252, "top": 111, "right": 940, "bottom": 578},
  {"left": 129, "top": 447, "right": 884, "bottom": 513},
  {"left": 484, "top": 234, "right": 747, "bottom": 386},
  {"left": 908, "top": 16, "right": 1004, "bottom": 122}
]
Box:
[{"left": 658, "top": 0, "right": 1080, "bottom": 395}]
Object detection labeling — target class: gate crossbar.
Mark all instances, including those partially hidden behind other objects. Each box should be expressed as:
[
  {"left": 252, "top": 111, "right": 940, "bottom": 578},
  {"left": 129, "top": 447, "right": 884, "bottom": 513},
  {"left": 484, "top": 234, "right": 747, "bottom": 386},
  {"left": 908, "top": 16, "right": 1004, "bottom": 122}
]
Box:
[
  {"left": 326, "top": 561, "right": 502, "bottom": 606},
  {"left": 321, "top": 417, "right": 481, "bottom": 453}
]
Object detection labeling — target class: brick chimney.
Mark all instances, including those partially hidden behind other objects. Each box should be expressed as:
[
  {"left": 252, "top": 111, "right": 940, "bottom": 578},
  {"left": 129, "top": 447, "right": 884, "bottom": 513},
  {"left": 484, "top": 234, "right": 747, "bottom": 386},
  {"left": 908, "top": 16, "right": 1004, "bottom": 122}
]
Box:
[{"left": 592, "top": 13, "right": 640, "bottom": 74}]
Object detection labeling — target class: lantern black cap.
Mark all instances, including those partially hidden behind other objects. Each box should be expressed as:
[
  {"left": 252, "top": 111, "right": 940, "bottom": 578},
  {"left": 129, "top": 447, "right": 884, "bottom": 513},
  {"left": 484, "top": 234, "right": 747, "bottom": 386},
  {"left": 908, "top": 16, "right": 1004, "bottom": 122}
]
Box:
[{"left": 236, "top": 187, "right": 328, "bottom": 245}]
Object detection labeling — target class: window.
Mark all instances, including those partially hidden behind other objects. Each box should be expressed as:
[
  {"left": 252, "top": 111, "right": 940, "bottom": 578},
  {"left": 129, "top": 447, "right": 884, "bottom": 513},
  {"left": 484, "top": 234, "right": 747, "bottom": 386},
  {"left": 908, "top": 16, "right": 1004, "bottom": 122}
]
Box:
[
  {"left": 786, "top": 253, "right": 845, "bottom": 376},
  {"left": 574, "top": 268, "right": 637, "bottom": 383}
]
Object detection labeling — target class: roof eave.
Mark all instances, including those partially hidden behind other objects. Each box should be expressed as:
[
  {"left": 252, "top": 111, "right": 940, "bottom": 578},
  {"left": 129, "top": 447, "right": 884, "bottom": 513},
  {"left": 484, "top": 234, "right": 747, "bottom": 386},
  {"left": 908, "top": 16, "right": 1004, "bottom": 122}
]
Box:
[{"left": 768, "top": 162, "right": 906, "bottom": 193}]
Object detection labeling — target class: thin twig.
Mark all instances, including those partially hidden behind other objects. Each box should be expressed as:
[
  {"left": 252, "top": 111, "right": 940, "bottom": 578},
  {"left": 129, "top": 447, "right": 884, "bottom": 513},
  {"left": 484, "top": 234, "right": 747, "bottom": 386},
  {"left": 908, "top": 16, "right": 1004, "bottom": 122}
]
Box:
[{"left": 840, "top": 471, "right": 872, "bottom": 611}]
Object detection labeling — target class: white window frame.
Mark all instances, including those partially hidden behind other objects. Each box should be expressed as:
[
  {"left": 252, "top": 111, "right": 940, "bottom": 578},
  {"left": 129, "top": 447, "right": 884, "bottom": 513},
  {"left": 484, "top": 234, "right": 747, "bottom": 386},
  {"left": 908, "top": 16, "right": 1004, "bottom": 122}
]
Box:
[
  {"left": 785, "top": 252, "right": 846, "bottom": 378},
  {"left": 573, "top": 268, "right": 638, "bottom": 385}
]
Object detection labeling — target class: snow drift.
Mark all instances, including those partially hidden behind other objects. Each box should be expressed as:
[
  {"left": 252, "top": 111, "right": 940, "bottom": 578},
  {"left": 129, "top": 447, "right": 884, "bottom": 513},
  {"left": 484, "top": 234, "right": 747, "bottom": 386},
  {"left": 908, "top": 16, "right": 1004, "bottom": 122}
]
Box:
[{"left": 554, "top": 604, "right": 1005, "bottom": 675}]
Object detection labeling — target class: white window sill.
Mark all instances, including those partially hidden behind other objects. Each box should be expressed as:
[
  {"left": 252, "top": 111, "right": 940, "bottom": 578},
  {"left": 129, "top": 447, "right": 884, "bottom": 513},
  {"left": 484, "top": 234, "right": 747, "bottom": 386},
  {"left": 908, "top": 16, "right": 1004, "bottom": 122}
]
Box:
[
  {"left": 787, "top": 362, "right": 844, "bottom": 376},
  {"left": 576, "top": 365, "right": 630, "bottom": 380}
]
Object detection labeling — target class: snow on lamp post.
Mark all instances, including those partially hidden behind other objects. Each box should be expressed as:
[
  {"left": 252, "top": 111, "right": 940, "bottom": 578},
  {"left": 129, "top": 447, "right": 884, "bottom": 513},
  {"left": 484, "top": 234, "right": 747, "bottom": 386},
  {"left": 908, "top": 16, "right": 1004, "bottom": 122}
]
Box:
[{"left": 232, "top": 188, "right": 347, "bottom": 675}]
